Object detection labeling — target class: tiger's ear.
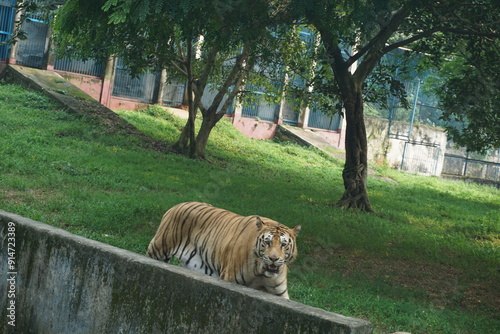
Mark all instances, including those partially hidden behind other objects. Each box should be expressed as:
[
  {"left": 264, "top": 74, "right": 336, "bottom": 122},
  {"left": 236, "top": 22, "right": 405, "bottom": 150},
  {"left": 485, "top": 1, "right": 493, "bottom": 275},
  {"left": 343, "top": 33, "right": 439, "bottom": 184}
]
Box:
[
  {"left": 255, "top": 217, "right": 264, "bottom": 231},
  {"left": 292, "top": 225, "right": 301, "bottom": 237}
]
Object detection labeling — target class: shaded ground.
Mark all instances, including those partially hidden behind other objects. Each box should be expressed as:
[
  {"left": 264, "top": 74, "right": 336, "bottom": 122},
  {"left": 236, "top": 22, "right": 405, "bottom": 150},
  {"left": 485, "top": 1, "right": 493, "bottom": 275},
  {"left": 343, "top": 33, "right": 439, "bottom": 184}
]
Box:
[
  {"left": 54, "top": 97, "right": 172, "bottom": 153},
  {"left": 307, "top": 244, "right": 500, "bottom": 318}
]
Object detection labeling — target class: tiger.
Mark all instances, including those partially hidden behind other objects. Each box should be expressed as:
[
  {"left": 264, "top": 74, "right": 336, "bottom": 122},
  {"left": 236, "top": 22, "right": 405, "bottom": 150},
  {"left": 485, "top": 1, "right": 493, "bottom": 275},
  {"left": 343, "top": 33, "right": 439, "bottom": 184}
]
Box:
[{"left": 146, "top": 202, "right": 301, "bottom": 299}]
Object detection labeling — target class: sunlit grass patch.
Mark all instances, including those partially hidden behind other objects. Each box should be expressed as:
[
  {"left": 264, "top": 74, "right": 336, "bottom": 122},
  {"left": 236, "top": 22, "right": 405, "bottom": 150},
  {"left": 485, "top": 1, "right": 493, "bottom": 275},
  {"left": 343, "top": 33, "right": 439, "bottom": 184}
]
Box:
[{"left": 1, "top": 82, "right": 499, "bottom": 334}]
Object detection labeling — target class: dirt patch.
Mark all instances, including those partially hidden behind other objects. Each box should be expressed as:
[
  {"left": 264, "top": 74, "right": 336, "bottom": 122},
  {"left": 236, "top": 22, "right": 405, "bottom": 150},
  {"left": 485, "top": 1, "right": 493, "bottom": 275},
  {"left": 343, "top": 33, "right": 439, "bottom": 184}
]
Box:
[
  {"left": 308, "top": 244, "right": 500, "bottom": 317},
  {"left": 48, "top": 92, "right": 172, "bottom": 154}
]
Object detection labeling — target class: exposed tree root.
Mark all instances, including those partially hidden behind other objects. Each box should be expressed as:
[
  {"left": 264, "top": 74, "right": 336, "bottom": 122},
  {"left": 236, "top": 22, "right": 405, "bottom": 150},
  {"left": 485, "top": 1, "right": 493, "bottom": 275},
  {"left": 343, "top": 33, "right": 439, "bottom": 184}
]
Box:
[
  {"left": 337, "top": 163, "right": 374, "bottom": 212},
  {"left": 336, "top": 195, "right": 374, "bottom": 212}
]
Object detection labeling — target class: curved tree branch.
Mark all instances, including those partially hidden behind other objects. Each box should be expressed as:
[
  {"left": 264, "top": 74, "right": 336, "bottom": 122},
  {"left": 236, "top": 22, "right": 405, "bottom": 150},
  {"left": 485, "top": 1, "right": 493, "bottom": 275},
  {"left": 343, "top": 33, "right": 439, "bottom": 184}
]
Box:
[{"left": 353, "top": 7, "right": 410, "bottom": 82}]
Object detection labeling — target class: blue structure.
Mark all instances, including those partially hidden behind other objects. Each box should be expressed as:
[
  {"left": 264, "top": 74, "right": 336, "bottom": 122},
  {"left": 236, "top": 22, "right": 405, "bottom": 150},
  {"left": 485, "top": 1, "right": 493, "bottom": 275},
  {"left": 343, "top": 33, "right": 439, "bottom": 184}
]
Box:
[{"left": 0, "top": 1, "right": 15, "bottom": 61}]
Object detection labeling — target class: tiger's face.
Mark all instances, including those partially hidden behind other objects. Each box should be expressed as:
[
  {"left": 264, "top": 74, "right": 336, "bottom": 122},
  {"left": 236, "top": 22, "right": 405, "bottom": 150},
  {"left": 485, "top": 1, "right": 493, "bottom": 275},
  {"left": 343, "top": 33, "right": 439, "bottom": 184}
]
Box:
[{"left": 255, "top": 217, "right": 301, "bottom": 277}]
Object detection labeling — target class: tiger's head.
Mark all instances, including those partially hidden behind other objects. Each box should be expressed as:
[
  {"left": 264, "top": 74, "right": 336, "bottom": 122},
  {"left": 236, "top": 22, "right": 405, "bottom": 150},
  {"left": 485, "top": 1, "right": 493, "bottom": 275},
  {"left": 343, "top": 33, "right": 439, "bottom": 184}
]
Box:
[{"left": 254, "top": 217, "right": 301, "bottom": 277}]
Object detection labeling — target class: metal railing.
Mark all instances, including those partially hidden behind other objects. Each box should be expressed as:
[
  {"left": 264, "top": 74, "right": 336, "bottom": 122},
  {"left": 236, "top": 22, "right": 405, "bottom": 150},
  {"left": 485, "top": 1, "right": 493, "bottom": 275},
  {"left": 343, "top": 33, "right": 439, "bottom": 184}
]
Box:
[
  {"left": 401, "top": 141, "right": 441, "bottom": 175},
  {"left": 0, "top": 2, "right": 15, "bottom": 61},
  {"left": 443, "top": 153, "right": 500, "bottom": 181},
  {"left": 241, "top": 97, "right": 278, "bottom": 122},
  {"left": 112, "top": 58, "right": 160, "bottom": 103},
  {"left": 308, "top": 107, "right": 341, "bottom": 131},
  {"left": 162, "top": 80, "right": 186, "bottom": 107},
  {"left": 54, "top": 57, "right": 104, "bottom": 77},
  {"left": 241, "top": 83, "right": 279, "bottom": 121},
  {"left": 15, "top": 16, "right": 48, "bottom": 68}
]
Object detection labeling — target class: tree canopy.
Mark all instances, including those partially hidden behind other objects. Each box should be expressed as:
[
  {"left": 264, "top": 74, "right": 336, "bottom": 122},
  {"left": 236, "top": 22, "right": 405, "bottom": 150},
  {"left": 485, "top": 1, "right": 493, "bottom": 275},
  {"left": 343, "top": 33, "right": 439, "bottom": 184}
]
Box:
[
  {"left": 431, "top": 39, "right": 500, "bottom": 154},
  {"left": 279, "top": 0, "right": 500, "bottom": 211},
  {"left": 53, "top": 0, "right": 287, "bottom": 158},
  {"left": 50, "top": 0, "right": 499, "bottom": 211}
]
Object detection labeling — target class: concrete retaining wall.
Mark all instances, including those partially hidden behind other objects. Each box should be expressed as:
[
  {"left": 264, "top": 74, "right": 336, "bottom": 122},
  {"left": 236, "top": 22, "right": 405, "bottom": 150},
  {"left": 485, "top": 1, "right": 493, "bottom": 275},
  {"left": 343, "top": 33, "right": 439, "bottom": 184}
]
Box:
[
  {"left": 232, "top": 114, "right": 278, "bottom": 140},
  {"left": 0, "top": 211, "right": 373, "bottom": 334},
  {"left": 365, "top": 116, "right": 447, "bottom": 175}
]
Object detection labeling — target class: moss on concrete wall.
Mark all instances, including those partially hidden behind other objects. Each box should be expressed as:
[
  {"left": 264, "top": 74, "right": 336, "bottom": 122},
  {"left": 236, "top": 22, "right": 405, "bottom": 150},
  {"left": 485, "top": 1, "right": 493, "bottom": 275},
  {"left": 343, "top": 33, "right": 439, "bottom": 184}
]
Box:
[{"left": 365, "top": 116, "right": 447, "bottom": 174}]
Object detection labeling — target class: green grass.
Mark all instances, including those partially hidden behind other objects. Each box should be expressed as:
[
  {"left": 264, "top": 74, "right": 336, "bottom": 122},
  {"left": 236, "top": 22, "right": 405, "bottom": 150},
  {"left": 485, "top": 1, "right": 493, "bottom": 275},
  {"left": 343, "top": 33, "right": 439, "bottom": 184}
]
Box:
[{"left": 1, "top": 83, "right": 499, "bottom": 333}]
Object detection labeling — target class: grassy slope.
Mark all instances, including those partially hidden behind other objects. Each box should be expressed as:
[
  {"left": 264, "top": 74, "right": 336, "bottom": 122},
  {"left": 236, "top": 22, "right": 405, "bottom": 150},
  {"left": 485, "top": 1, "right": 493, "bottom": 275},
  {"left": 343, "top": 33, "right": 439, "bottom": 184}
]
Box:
[{"left": 1, "top": 83, "right": 499, "bottom": 333}]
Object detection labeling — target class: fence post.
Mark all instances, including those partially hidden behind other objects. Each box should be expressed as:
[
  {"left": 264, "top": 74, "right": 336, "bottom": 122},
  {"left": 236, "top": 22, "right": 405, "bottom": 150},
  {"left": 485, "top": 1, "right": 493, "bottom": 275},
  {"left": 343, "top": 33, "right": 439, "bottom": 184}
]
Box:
[
  {"left": 497, "top": 150, "right": 500, "bottom": 181},
  {"left": 42, "top": 25, "right": 54, "bottom": 70},
  {"left": 156, "top": 68, "right": 167, "bottom": 105},
  {"left": 407, "top": 80, "right": 420, "bottom": 140},
  {"left": 100, "top": 56, "right": 116, "bottom": 108},
  {"left": 275, "top": 73, "right": 289, "bottom": 124},
  {"left": 433, "top": 145, "right": 441, "bottom": 176},
  {"left": 463, "top": 151, "right": 469, "bottom": 176},
  {"left": 231, "top": 94, "right": 243, "bottom": 123},
  {"left": 400, "top": 141, "right": 408, "bottom": 171},
  {"left": 298, "top": 104, "right": 310, "bottom": 128},
  {"left": 6, "top": 5, "right": 22, "bottom": 64}
]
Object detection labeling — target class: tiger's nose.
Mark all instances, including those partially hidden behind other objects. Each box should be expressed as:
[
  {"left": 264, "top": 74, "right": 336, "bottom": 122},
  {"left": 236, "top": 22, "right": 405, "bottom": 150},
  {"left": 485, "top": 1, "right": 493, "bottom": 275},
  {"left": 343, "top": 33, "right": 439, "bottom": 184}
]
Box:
[{"left": 269, "top": 256, "right": 278, "bottom": 262}]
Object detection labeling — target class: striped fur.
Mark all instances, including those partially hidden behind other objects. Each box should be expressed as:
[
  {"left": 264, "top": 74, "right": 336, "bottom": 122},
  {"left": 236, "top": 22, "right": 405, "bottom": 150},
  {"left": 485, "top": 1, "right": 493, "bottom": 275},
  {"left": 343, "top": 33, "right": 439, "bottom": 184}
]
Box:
[{"left": 147, "top": 202, "right": 301, "bottom": 299}]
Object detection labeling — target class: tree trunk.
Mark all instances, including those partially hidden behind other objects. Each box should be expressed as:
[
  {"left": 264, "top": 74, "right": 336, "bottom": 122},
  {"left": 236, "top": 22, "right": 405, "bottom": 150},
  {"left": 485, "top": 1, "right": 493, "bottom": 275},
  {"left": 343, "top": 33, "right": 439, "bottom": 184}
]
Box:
[
  {"left": 336, "top": 88, "right": 373, "bottom": 212},
  {"left": 319, "top": 31, "right": 374, "bottom": 212},
  {"left": 174, "top": 40, "right": 197, "bottom": 156},
  {"left": 193, "top": 113, "right": 219, "bottom": 159},
  {"left": 181, "top": 44, "right": 252, "bottom": 159},
  {"left": 173, "top": 115, "right": 194, "bottom": 153},
  {"left": 315, "top": 9, "right": 413, "bottom": 212}
]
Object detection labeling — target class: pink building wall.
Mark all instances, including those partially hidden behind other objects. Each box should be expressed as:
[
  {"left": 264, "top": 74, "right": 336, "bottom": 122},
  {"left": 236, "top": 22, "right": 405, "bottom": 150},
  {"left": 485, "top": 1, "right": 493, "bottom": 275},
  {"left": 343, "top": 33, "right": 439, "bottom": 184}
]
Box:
[
  {"left": 31, "top": 67, "right": 343, "bottom": 148},
  {"left": 232, "top": 113, "right": 277, "bottom": 140},
  {"left": 56, "top": 70, "right": 151, "bottom": 111},
  {"left": 56, "top": 71, "right": 103, "bottom": 101},
  {"left": 309, "top": 127, "right": 345, "bottom": 150}
]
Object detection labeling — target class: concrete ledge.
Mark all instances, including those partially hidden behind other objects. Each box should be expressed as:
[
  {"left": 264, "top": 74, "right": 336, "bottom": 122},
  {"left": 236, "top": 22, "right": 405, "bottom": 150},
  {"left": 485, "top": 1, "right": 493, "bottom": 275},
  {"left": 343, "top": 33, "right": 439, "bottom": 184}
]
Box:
[
  {"left": 0, "top": 211, "right": 373, "bottom": 333},
  {"left": 275, "top": 124, "right": 314, "bottom": 148},
  {"left": 0, "top": 64, "right": 96, "bottom": 102}
]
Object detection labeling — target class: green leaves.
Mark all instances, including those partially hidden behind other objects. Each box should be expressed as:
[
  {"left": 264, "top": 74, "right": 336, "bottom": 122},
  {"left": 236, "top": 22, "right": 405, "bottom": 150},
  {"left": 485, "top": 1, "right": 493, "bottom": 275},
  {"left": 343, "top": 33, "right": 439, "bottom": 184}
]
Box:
[
  {"left": 103, "top": 0, "right": 166, "bottom": 24},
  {"left": 103, "top": 0, "right": 131, "bottom": 24},
  {"left": 424, "top": 34, "right": 500, "bottom": 153}
]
